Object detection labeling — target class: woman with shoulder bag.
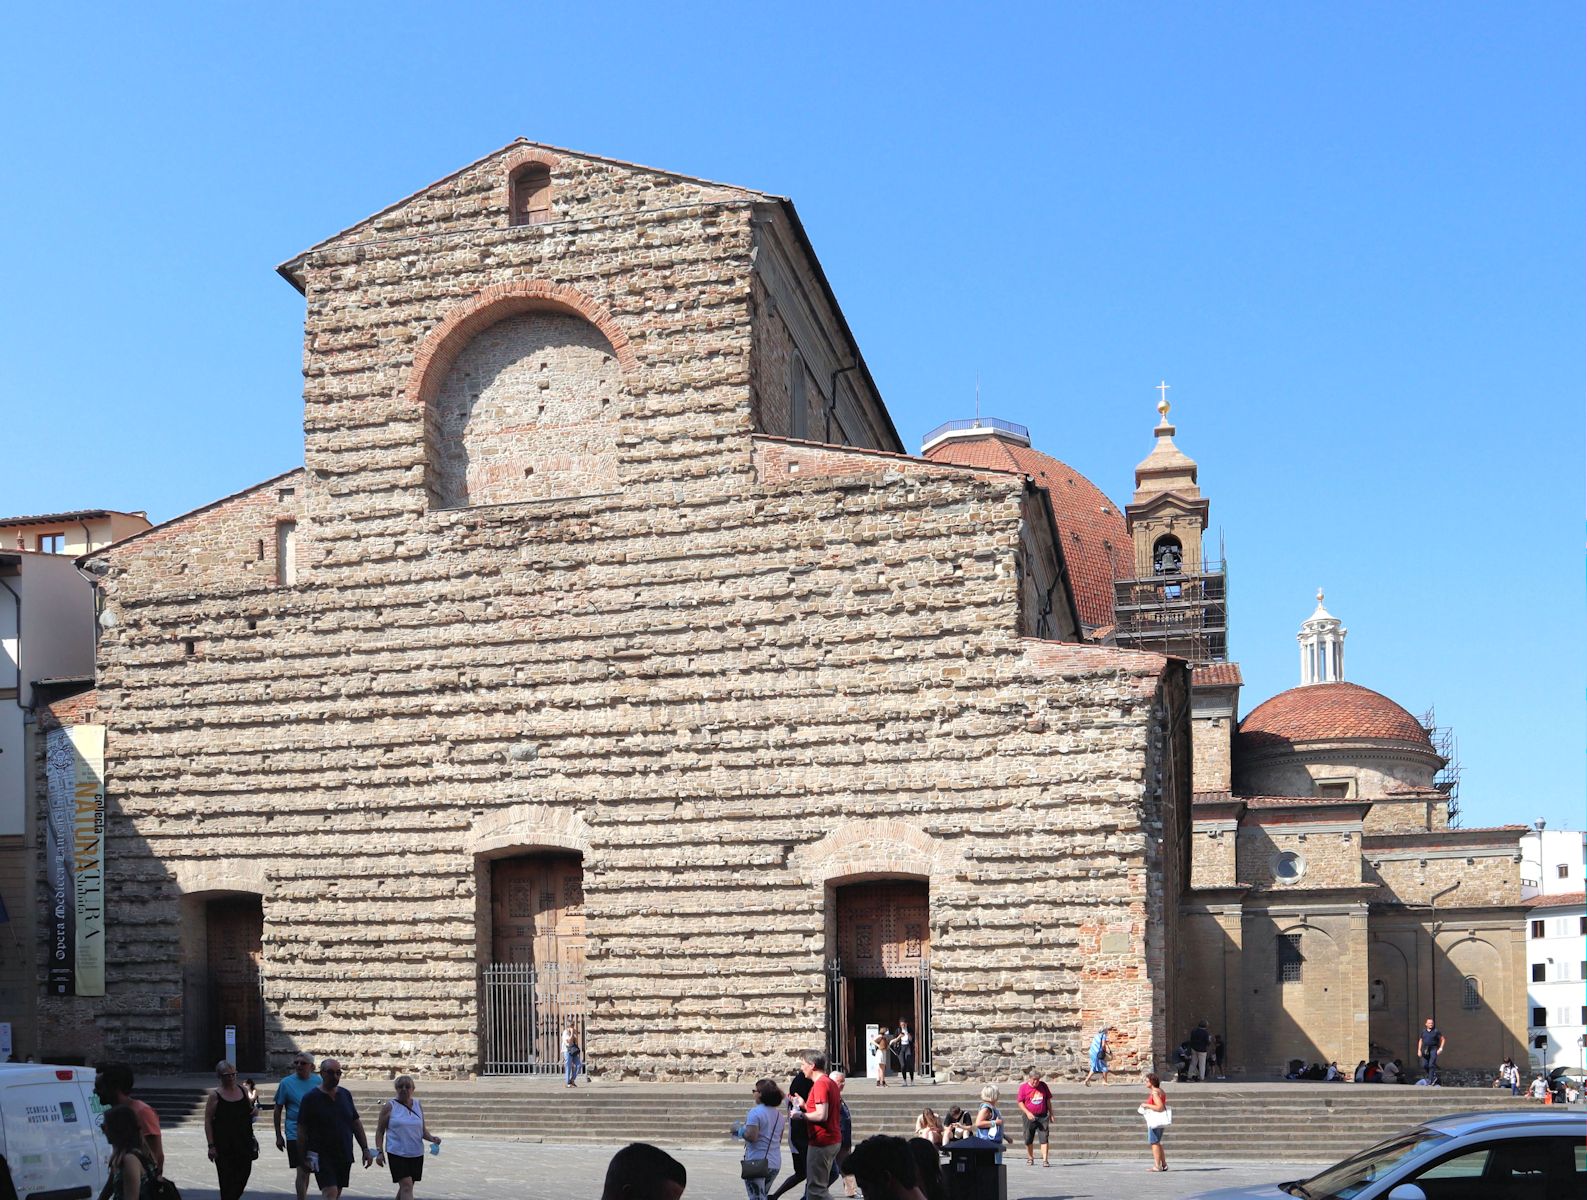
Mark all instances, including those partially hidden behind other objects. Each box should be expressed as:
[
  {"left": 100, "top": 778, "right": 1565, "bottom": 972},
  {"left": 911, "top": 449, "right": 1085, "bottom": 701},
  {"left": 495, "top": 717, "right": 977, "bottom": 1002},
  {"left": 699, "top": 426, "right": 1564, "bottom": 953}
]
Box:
[
  {"left": 376, "top": 1075, "right": 440, "bottom": 1200},
  {"left": 205, "top": 1059, "right": 256, "bottom": 1200},
  {"left": 734, "top": 1077, "right": 788, "bottom": 1200},
  {"left": 101, "top": 1104, "right": 155, "bottom": 1200},
  {"left": 1139, "top": 1071, "right": 1170, "bottom": 1172}
]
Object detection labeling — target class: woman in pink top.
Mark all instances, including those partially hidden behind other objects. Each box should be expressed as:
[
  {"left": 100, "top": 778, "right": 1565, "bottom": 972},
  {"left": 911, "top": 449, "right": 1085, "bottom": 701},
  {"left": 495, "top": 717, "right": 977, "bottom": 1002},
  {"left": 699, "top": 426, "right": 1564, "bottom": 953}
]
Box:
[{"left": 1016, "top": 1067, "right": 1052, "bottom": 1167}]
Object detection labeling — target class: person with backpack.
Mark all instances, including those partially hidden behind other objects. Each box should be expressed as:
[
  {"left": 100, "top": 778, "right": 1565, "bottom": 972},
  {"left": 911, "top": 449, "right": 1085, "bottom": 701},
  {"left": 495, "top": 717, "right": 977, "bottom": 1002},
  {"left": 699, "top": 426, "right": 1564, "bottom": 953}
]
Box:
[
  {"left": 102, "top": 1104, "right": 157, "bottom": 1199},
  {"left": 1083, "top": 1027, "right": 1112, "bottom": 1086}
]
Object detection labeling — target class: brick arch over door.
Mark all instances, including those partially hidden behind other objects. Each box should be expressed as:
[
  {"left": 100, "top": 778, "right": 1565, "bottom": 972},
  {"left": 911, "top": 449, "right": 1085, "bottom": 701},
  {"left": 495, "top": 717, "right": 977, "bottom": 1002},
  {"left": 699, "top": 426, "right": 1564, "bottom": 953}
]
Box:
[{"left": 790, "top": 817, "right": 958, "bottom": 885}]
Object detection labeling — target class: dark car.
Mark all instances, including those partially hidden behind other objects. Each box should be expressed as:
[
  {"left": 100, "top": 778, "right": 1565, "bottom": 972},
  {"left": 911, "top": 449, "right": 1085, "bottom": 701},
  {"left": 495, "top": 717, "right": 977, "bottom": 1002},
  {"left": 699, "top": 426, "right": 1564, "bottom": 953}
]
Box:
[{"left": 1185, "top": 1110, "right": 1585, "bottom": 1199}]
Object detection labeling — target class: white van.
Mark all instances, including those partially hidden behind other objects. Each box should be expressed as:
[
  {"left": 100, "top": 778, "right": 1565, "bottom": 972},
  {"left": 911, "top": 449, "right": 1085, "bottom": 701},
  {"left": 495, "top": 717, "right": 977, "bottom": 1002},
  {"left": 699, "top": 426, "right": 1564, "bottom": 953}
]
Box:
[{"left": 0, "top": 1064, "right": 107, "bottom": 1200}]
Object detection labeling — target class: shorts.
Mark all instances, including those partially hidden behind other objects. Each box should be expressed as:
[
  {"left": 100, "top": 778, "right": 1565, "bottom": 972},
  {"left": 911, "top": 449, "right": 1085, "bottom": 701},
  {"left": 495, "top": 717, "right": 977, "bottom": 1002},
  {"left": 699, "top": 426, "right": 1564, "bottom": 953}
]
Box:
[
  {"left": 1147, "top": 1126, "right": 1164, "bottom": 1146},
  {"left": 388, "top": 1153, "right": 424, "bottom": 1182},
  {"left": 1022, "top": 1114, "right": 1049, "bottom": 1146},
  {"left": 286, "top": 1142, "right": 303, "bottom": 1170},
  {"left": 314, "top": 1156, "right": 353, "bottom": 1190}
]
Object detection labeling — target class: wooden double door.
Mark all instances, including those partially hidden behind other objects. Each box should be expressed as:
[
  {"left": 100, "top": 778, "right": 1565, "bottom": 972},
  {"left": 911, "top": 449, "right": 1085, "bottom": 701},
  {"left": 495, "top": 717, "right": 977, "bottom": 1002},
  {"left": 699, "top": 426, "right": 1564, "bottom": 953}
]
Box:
[
  {"left": 490, "top": 854, "right": 586, "bottom": 971},
  {"left": 206, "top": 896, "right": 265, "bottom": 1072},
  {"left": 832, "top": 881, "right": 930, "bottom": 1075}
]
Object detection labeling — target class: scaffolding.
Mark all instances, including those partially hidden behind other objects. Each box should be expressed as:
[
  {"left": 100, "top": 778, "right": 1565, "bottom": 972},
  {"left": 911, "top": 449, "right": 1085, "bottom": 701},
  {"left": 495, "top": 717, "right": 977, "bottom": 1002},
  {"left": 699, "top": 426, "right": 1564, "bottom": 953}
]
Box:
[
  {"left": 1111, "top": 558, "right": 1229, "bottom": 664},
  {"left": 1419, "top": 707, "right": 1462, "bottom": 827}
]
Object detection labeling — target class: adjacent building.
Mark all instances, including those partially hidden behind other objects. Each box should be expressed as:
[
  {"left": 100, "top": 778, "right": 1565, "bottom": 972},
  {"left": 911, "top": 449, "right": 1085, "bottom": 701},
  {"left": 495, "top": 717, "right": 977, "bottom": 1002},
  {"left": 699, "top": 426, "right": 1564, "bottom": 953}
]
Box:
[{"left": 1520, "top": 828, "right": 1586, "bottom": 1074}]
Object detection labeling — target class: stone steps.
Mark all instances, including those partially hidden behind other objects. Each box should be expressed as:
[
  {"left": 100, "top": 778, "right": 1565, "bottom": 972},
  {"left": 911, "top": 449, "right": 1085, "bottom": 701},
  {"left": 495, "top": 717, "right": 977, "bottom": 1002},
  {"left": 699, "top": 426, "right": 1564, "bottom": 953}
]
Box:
[{"left": 138, "top": 1083, "right": 1538, "bottom": 1160}]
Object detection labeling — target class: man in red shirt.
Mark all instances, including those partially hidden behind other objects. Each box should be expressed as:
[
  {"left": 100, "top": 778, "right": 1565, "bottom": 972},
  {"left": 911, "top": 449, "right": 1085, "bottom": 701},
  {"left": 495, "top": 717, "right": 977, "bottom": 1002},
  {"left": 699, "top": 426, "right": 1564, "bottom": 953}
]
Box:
[
  {"left": 789, "top": 1050, "right": 842, "bottom": 1199},
  {"left": 95, "top": 1063, "right": 164, "bottom": 1172},
  {"left": 1016, "top": 1066, "right": 1053, "bottom": 1167}
]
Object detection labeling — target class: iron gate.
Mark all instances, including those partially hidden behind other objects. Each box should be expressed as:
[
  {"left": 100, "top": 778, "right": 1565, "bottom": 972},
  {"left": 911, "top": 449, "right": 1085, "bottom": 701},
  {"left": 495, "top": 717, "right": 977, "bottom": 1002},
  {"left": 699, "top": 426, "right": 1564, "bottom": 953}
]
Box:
[
  {"left": 825, "top": 958, "right": 932, "bottom": 1077},
  {"left": 480, "top": 962, "right": 587, "bottom": 1075}
]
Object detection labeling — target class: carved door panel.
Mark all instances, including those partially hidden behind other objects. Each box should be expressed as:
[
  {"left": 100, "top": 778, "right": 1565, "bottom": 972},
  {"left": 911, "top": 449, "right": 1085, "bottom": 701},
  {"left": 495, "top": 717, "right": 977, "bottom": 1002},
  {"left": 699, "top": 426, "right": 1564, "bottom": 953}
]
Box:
[
  {"left": 491, "top": 856, "right": 585, "bottom": 971},
  {"left": 836, "top": 883, "right": 929, "bottom": 976},
  {"left": 207, "top": 897, "right": 264, "bottom": 1071}
]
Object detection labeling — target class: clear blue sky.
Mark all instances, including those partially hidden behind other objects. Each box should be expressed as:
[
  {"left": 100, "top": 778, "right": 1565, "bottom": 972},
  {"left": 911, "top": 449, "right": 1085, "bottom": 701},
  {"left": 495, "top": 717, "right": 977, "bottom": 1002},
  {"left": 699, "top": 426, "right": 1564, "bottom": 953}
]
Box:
[{"left": 3, "top": 3, "right": 1581, "bottom": 830}]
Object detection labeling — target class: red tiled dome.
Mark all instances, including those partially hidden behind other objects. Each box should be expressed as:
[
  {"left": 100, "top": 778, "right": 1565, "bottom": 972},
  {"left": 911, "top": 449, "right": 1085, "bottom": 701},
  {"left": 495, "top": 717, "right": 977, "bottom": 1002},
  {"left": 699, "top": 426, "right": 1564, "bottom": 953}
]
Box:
[
  {"left": 1239, "top": 682, "right": 1431, "bottom": 749},
  {"left": 922, "top": 437, "right": 1128, "bottom": 629}
]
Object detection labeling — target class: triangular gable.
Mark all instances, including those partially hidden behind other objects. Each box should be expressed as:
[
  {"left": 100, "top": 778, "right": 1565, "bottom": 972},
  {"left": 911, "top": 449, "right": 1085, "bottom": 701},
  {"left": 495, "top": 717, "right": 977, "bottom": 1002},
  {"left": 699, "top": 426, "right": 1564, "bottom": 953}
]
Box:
[{"left": 277, "top": 139, "right": 778, "bottom": 287}]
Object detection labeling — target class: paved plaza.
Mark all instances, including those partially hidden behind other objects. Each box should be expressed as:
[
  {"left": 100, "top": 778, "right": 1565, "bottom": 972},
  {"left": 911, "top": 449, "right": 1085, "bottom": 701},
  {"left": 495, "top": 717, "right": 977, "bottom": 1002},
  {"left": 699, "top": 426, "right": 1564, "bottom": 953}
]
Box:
[{"left": 160, "top": 1123, "right": 1326, "bottom": 1200}]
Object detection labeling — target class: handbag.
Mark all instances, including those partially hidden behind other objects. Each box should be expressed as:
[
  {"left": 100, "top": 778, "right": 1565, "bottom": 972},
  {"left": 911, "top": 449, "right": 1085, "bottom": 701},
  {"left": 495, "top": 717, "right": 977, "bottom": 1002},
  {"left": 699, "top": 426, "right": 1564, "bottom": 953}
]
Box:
[
  {"left": 1139, "top": 1104, "right": 1172, "bottom": 1129},
  {"left": 740, "top": 1108, "right": 783, "bottom": 1179}
]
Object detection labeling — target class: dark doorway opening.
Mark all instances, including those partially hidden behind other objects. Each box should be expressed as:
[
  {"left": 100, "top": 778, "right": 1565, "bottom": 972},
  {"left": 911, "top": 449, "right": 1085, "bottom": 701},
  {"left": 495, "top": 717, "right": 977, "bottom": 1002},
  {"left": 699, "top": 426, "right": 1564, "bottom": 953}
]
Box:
[
  {"left": 183, "top": 894, "right": 265, "bottom": 1072},
  {"left": 827, "top": 880, "right": 930, "bottom": 1076}
]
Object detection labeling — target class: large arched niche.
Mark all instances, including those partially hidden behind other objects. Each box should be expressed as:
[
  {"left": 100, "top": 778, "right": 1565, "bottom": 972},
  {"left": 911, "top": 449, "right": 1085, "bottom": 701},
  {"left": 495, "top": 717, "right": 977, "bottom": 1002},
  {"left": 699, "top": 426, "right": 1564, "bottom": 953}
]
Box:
[{"left": 412, "top": 284, "right": 635, "bottom": 509}]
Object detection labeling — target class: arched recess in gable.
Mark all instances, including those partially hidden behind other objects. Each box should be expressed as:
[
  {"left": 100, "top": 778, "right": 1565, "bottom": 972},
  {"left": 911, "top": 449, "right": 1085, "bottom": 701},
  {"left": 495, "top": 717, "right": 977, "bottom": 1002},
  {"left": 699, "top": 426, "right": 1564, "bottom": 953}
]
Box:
[{"left": 409, "top": 283, "right": 638, "bottom": 509}]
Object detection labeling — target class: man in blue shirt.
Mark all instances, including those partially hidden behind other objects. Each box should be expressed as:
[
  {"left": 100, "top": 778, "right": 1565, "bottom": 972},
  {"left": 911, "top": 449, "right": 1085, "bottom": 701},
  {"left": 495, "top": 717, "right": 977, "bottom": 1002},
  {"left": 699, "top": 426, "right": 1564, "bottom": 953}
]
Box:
[
  {"left": 273, "top": 1053, "right": 322, "bottom": 1200},
  {"left": 1417, "top": 1018, "right": 1446, "bottom": 1086}
]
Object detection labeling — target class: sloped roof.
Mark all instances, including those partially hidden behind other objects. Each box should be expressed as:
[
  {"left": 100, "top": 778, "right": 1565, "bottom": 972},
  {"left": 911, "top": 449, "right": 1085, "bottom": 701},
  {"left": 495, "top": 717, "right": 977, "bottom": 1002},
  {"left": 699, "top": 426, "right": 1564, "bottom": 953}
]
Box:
[
  {"left": 1525, "top": 891, "right": 1585, "bottom": 909},
  {"left": 1192, "top": 663, "right": 1243, "bottom": 688},
  {"left": 1240, "top": 682, "right": 1433, "bottom": 750},
  {"left": 921, "top": 436, "right": 1126, "bottom": 629},
  {"left": 0, "top": 509, "right": 136, "bottom": 525}
]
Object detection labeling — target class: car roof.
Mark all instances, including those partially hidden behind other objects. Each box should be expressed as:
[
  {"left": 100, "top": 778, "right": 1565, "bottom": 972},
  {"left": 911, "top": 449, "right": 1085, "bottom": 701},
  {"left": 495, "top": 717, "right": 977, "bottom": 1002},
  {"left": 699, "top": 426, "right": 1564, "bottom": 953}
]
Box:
[
  {"left": 0, "top": 1062, "right": 95, "bottom": 1085},
  {"left": 1420, "top": 1110, "right": 1585, "bottom": 1136}
]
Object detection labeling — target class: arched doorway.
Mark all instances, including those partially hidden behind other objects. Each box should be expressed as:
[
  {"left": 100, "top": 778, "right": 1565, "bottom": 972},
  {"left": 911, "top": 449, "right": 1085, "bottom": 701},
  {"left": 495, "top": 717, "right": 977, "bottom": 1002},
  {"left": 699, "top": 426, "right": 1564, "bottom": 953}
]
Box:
[
  {"left": 181, "top": 893, "right": 265, "bottom": 1071},
  {"left": 479, "top": 852, "right": 585, "bottom": 1074},
  {"left": 828, "top": 880, "right": 930, "bottom": 1076}
]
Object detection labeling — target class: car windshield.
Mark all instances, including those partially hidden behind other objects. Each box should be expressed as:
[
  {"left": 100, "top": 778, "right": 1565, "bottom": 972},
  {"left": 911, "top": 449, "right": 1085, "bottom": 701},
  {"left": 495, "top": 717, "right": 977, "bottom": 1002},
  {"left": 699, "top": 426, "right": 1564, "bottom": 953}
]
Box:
[{"left": 1290, "top": 1129, "right": 1452, "bottom": 1199}]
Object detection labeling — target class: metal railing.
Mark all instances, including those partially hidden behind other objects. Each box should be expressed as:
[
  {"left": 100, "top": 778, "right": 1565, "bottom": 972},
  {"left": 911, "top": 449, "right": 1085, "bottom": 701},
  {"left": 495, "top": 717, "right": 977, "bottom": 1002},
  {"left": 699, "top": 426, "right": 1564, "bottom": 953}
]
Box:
[{"left": 480, "top": 962, "right": 587, "bottom": 1075}]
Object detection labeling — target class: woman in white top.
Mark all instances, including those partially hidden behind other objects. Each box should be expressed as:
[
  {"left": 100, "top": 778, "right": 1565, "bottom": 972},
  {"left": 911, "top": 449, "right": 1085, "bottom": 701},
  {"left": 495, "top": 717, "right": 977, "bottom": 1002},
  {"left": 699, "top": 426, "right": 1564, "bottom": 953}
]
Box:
[
  {"left": 734, "top": 1077, "right": 789, "bottom": 1200},
  {"left": 375, "top": 1076, "right": 439, "bottom": 1200}
]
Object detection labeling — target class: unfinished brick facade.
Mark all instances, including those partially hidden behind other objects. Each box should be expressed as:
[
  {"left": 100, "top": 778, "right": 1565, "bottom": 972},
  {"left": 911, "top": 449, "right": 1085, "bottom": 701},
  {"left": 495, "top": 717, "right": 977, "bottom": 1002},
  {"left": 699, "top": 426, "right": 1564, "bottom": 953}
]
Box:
[{"left": 43, "top": 142, "right": 1188, "bottom": 1080}]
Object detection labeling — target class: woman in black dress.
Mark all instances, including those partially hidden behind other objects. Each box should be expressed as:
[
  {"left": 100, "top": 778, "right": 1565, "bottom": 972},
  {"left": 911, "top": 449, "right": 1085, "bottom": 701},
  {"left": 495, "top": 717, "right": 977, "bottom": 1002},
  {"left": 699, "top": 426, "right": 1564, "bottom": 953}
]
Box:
[{"left": 205, "top": 1059, "right": 257, "bottom": 1200}]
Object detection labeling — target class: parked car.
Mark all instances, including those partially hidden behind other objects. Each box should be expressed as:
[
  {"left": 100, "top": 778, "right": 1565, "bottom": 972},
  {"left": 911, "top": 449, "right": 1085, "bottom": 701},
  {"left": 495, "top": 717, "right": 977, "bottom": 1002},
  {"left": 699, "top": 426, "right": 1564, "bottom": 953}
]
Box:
[
  {"left": 0, "top": 1062, "right": 108, "bottom": 1199},
  {"left": 1186, "top": 1110, "right": 1585, "bottom": 1199}
]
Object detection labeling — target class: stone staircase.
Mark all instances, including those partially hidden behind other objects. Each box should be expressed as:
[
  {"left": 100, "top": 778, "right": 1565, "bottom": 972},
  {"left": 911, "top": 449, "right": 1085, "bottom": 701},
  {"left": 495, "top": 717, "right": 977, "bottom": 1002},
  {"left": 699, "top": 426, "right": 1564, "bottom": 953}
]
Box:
[{"left": 137, "top": 1080, "right": 1551, "bottom": 1162}]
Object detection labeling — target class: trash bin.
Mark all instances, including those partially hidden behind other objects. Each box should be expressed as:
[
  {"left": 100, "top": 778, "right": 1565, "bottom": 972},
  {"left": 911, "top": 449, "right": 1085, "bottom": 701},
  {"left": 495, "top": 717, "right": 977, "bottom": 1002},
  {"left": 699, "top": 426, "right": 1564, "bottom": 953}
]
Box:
[{"left": 944, "top": 1139, "right": 1006, "bottom": 1200}]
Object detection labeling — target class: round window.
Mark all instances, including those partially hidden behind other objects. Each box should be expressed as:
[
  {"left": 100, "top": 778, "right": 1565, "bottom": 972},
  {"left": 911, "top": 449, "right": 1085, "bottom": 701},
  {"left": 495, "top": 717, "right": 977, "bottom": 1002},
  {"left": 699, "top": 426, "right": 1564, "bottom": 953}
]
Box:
[{"left": 1273, "top": 851, "right": 1307, "bottom": 883}]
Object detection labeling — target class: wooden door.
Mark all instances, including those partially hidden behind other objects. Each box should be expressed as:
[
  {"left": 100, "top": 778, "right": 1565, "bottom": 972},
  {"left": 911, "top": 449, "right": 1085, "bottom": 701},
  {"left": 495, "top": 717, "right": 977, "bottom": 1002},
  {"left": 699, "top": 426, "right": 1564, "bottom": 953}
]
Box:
[
  {"left": 207, "top": 896, "right": 264, "bottom": 1071},
  {"left": 490, "top": 855, "right": 585, "bottom": 971},
  {"left": 836, "top": 882, "right": 928, "bottom": 976}
]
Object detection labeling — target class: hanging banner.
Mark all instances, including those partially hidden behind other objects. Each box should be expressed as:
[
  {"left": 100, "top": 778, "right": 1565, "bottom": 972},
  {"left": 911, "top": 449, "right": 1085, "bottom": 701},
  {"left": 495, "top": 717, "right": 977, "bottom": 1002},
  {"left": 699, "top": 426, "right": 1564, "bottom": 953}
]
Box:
[{"left": 45, "top": 725, "right": 106, "bottom": 996}]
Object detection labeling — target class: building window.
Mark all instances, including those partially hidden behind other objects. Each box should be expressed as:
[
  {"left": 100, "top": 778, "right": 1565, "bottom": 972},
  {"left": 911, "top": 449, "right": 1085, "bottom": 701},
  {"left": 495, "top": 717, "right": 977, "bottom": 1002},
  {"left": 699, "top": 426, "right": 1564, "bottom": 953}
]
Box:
[
  {"left": 1581, "top": 1006, "right": 1586, "bottom": 1025},
  {"left": 35, "top": 532, "right": 64, "bottom": 553},
  {"left": 275, "top": 521, "right": 297, "bottom": 586},
  {"left": 1461, "top": 976, "right": 1480, "bottom": 1010},
  {"left": 1530, "top": 920, "right": 1545, "bottom": 938},
  {"left": 1272, "top": 851, "right": 1306, "bottom": 884},
  {"left": 788, "top": 352, "right": 808, "bottom": 440},
  {"left": 1533, "top": 1034, "right": 1548, "bottom": 1049},
  {"left": 1316, "top": 780, "right": 1352, "bottom": 798},
  {"left": 509, "top": 164, "right": 552, "bottom": 226},
  {"left": 1532, "top": 963, "right": 1546, "bottom": 982},
  {"left": 1580, "top": 916, "right": 1586, "bottom": 935},
  {"left": 1152, "top": 535, "right": 1183, "bottom": 576},
  {"left": 1532, "top": 1006, "right": 1546, "bottom": 1027},
  {"left": 1276, "top": 933, "right": 1304, "bottom": 983},
  {"left": 1557, "top": 863, "right": 1570, "bottom": 879}
]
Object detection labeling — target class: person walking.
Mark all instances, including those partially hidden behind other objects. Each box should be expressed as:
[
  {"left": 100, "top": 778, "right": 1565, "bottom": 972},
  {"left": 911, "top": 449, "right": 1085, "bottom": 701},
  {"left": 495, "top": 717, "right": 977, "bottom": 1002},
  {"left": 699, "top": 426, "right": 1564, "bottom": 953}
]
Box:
[
  {"left": 205, "top": 1059, "right": 258, "bottom": 1200},
  {"left": 735, "top": 1077, "right": 788, "bottom": 1200},
  {"left": 1016, "top": 1066, "right": 1052, "bottom": 1167},
  {"left": 1417, "top": 1017, "right": 1445, "bottom": 1086},
  {"left": 375, "top": 1075, "right": 439, "bottom": 1200},
  {"left": 1187, "top": 1021, "right": 1211, "bottom": 1081},
  {"left": 1083, "top": 1027, "right": 1111, "bottom": 1086},
  {"left": 873, "top": 1028, "right": 892, "bottom": 1087},
  {"left": 788, "top": 1050, "right": 842, "bottom": 1200},
  {"left": 101, "top": 1105, "right": 156, "bottom": 1200},
  {"left": 1209, "top": 1034, "right": 1226, "bottom": 1080},
  {"left": 562, "top": 1023, "right": 582, "bottom": 1088},
  {"left": 95, "top": 1062, "right": 165, "bottom": 1172},
  {"left": 1140, "top": 1072, "right": 1169, "bottom": 1172},
  {"left": 829, "top": 1072, "right": 855, "bottom": 1198},
  {"left": 274, "top": 1053, "right": 323, "bottom": 1200},
  {"left": 1495, "top": 1057, "right": 1520, "bottom": 1095},
  {"left": 296, "top": 1057, "right": 374, "bottom": 1200},
  {"left": 767, "top": 1063, "right": 815, "bottom": 1200},
  {"left": 894, "top": 1020, "right": 916, "bottom": 1085}
]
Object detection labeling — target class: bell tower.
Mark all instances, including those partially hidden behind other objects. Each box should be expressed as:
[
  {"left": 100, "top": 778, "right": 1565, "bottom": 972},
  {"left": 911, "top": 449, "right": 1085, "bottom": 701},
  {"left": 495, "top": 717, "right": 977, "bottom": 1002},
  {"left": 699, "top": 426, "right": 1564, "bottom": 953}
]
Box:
[{"left": 1111, "top": 387, "right": 1228, "bottom": 664}]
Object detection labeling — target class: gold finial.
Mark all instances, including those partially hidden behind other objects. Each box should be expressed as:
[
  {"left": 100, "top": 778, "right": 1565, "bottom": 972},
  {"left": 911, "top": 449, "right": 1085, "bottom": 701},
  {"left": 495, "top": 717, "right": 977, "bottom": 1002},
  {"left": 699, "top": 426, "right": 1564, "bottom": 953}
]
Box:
[
  {"left": 1156, "top": 380, "right": 1171, "bottom": 418},
  {"left": 1317, "top": 588, "right": 1325, "bottom": 604}
]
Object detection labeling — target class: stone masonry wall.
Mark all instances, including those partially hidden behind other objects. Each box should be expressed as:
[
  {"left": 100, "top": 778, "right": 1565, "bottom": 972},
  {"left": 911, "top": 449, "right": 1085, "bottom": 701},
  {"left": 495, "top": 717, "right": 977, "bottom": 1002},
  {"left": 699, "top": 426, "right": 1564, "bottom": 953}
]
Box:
[{"left": 63, "top": 143, "right": 1181, "bottom": 1081}]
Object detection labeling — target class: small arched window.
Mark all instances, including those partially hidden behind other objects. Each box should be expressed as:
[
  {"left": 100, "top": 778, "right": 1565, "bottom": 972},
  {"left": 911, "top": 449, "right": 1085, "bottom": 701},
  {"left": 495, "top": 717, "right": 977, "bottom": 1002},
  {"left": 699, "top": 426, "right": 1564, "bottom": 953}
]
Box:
[
  {"left": 789, "top": 351, "right": 808, "bottom": 440},
  {"left": 1152, "top": 534, "right": 1183, "bottom": 576},
  {"left": 1462, "top": 975, "right": 1481, "bottom": 1010},
  {"left": 510, "top": 164, "right": 552, "bottom": 226}
]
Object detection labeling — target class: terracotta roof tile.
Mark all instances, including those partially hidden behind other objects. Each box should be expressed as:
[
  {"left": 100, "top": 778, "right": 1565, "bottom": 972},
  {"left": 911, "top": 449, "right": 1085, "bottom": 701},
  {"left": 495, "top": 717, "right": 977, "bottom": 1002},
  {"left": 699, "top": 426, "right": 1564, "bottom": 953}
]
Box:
[
  {"left": 1240, "top": 682, "right": 1432, "bottom": 749},
  {"left": 922, "top": 437, "right": 1127, "bottom": 629},
  {"left": 1525, "top": 891, "right": 1586, "bottom": 909},
  {"left": 1192, "top": 663, "right": 1243, "bottom": 687}
]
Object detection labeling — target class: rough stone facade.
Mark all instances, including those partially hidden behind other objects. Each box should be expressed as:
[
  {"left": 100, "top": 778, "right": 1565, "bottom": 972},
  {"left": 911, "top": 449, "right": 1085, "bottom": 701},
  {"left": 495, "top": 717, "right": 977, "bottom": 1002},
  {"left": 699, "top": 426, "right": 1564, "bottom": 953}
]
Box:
[{"left": 39, "top": 142, "right": 1188, "bottom": 1081}]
